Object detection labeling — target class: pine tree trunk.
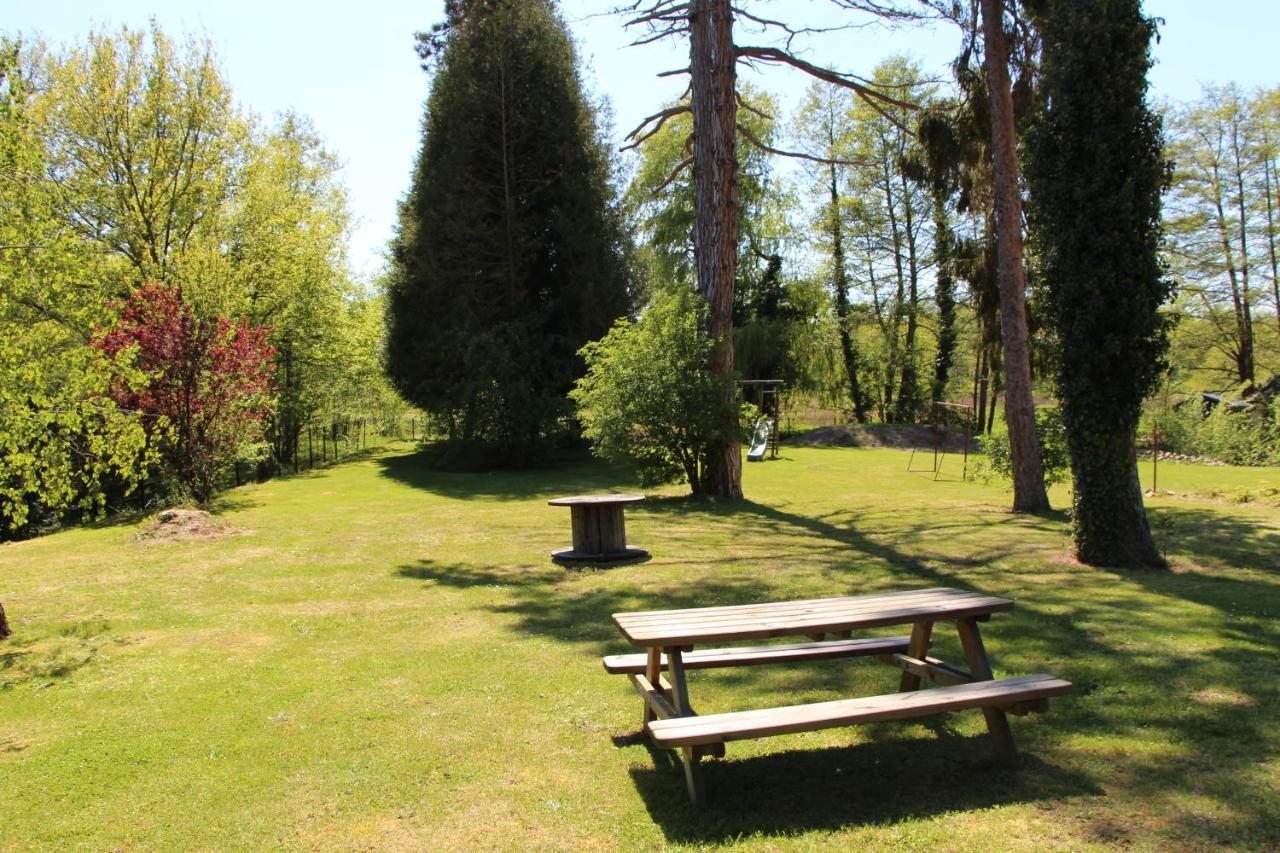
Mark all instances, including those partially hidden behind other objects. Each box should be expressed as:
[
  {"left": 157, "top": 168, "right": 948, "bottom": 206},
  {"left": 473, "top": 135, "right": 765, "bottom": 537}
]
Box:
[
  {"left": 1264, "top": 155, "right": 1280, "bottom": 335},
  {"left": 895, "top": 171, "right": 921, "bottom": 422},
  {"left": 980, "top": 0, "right": 1050, "bottom": 513},
  {"left": 830, "top": 163, "right": 867, "bottom": 422},
  {"left": 689, "top": 0, "right": 742, "bottom": 499}
]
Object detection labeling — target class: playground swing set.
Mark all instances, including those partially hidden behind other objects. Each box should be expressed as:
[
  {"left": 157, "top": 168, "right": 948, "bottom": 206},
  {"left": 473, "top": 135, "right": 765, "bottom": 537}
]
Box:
[
  {"left": 740, "top": 379, "right": 783, "bottom": 462},
  {"left": 908, "top": 401, "right": 974, "bottom": 481}
]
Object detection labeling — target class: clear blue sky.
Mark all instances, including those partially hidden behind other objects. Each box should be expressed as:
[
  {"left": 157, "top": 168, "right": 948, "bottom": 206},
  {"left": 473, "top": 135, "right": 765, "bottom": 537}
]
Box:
[{"left": 6, "top": 0, "right": 1278, "bottom": 279}]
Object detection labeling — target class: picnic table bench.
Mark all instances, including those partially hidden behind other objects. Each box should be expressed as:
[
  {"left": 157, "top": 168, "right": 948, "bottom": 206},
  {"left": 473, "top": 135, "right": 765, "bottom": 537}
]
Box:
[{"left": 604, "top": 586, "right": 1071, "bottom": 807}]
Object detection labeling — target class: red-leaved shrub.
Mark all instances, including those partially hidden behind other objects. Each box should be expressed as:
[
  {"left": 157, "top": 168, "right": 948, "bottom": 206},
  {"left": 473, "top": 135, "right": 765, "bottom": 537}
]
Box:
[{"left": 95, "top": 282, "right": 274, "bottom": 502}]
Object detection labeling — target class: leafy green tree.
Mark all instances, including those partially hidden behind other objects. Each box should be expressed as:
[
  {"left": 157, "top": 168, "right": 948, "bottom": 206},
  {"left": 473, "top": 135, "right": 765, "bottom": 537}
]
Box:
[
  {"left": 572, "top": 289, "right": 742, "bottom": 492},
  {"left": 1025, "top": 0, "right": 1174, "bottom": 568},
  {"left": 1165, "top": 85, "right": 1280, "bottom": 389},
  {"left": 838, "top": 58, "right": 936, "bottom": 423},
  {"left": 385, "top": 0, "right": 631, "bottom": 463},
  {"left": 34, "top": 23, "right": 241, "bottom": 293},
  {"left": 626, "top": 85, "right": 813, "bottom": 389},
  {"left": 184, "top": 113, "right": 355, "bottom": 470},
  {"left": 793, "top": 81, "right": 872, "bottom": 420},
  {"left": 0, "top": 38, "right": 151, "bottom": 537},
  {"left": 4, "top": 25, "right": 371, "bottom": 527}
]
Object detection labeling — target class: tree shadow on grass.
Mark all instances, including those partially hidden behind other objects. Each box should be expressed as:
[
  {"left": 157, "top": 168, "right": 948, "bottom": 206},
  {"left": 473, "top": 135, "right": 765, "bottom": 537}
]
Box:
[
  {"left": 395, "top": 492, "right": 1280, "bottom": 846},
  {"left": 376, "top": 448, "right": 640, "bottom": 502}
]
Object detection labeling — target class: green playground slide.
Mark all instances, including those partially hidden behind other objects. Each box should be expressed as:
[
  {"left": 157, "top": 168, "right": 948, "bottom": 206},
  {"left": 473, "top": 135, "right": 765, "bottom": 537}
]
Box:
[{"left": 747, "top": 417, "right": 771, "bottom": 461}]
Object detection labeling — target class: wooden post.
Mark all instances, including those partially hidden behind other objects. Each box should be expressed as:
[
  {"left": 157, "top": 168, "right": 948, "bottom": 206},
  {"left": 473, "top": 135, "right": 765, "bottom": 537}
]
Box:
[
  {"left": 1153, "top": 420, "right": 1159, "bottom": 493},
  {"left": 955, "top": 618, "right": 1018, "bottom": 766}
]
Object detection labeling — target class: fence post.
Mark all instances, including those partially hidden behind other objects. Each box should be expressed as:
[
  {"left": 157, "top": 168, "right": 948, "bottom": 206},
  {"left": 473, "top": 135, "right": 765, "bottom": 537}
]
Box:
[{"left": 1153, "top": 420, "right": 1159, "bottom": 494}]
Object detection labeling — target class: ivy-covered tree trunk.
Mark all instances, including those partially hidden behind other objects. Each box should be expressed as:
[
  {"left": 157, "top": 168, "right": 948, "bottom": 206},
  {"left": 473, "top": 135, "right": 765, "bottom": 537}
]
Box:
[
  {"left": 931, "top": 196, "right": 957, "bottom": 404},
  {"left": 1025, "top": 0, "right": 1174, "bottom": 568},
  {"left": 689, "top": 0, "right": 743, "bottom": 498},
  {"left": 979, "top": 0, "right": 1050, "bottom": 513}
]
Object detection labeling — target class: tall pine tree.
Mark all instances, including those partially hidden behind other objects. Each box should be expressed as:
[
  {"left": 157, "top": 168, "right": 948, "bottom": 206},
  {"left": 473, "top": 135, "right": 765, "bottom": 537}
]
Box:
[
  {"left": 386, "top": 0, "right": 631, "bottom": 462},
  {"left": 1025, "top": 0, "right": 1174, "bottom": 567}
]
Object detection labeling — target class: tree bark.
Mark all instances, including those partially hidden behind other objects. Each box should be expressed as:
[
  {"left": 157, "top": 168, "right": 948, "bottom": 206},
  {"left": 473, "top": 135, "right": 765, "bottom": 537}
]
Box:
[
  {"left": 1229, "top": 116, "right": 1257, "bottom": 386},
  {"left": 829, "top": 161, "right": 867, "bottom": 422},
  {"left": 895, "top": 169, "right": 922, "bottom": 422},
  {"left": 1264, "top": 154, "right": 1280, "bottom": 335},
  {"left": 689, "top": 0, "right": 742, "bottom": 498},
  {"left": 0, "top": 601, "right": 9, "bottom": 639},
  {"left": 980, "top": 0, "right": 1050, "bottom": 512}
]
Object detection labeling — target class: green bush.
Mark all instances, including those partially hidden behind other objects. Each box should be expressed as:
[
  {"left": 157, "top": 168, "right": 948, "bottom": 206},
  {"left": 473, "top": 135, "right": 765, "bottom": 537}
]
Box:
[
  {"left": 977, "top": 406, "right": 1072, "bottom": 488},
  {"left": 571, "top": 290, "right": 749, "bottom": 493},
  {"left": 1155, "top": 400, "right": 1279, "bottom": 466}
]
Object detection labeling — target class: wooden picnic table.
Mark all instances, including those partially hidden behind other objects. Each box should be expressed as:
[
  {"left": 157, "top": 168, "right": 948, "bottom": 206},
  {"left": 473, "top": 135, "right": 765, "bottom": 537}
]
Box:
[
  {"left": 548, "top": 493, "right": 649, "bottom": 565},
  {"left": 604, "top": 587, "right": 1071, "bottom": 807}
]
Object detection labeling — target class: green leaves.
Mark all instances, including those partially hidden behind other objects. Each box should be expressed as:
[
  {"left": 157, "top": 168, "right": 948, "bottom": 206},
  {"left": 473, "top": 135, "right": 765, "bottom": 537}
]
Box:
[
  {"left": 1024, "top": 0, "right": 1172, "bottom": 567},
  {"left": 572, "top": 289, "right": 741, "bottom": 492}
]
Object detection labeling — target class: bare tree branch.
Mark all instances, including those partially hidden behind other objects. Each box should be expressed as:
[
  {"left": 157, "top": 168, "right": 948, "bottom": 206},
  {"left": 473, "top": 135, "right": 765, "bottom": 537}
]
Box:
[
  {"left": 735, "top": 92, "right": 774, "bottom": 122},
  {"left": 652, "top": 155, "right": 694, "bottom": 195},
  {"left": 734, "top": 46, "right": 921, "bottom": 111},
  {"left": 621, "top": 104, "right": 692, "bottom": 150},
  {"left": 736, "top": 122, "right": 873, "bottom": 166}
]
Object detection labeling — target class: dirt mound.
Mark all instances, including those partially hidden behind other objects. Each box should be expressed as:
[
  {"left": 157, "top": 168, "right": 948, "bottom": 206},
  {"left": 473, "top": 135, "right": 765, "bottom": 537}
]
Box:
[
  {"left": 134, "top": 509, "right": 242, "bottom": 542},
  {"left": 786, "top": 423, "right": 974, "bottom": 453}
]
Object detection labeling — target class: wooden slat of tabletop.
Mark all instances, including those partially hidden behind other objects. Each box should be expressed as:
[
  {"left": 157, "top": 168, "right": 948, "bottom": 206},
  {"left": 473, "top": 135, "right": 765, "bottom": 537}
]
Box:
[
  {"left": 547, "top": 494, "right": 645, "bottom": 506},
  {"left": 613, "top": 587, "right": 1013, "bottom": 647}
]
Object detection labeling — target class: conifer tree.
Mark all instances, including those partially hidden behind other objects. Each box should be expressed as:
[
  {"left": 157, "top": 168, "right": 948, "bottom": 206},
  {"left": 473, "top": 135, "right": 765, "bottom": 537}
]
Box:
[{"left": 385, "top": 0, "right": 631, "bottom": 462}]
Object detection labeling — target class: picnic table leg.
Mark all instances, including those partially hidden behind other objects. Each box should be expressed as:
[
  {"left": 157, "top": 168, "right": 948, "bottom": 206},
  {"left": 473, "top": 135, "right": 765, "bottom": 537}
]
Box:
[
  {"left": 643, "top": 647, "right": 662, "bottom": 725},
  {"left": 955, "top": 618, "right": 1018, "bottom": 767},
  {"left": 899, "top": 620, "right": 934, "bottom": 692},
  {"left": 666, "top": 647, "right": 706, "bottom": 808}
]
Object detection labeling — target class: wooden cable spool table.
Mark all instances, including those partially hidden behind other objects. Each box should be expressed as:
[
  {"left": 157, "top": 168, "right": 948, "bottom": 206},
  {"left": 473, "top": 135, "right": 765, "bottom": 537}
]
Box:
[{"left": 548, "top": 494, "right": 649, "bottom": 565}]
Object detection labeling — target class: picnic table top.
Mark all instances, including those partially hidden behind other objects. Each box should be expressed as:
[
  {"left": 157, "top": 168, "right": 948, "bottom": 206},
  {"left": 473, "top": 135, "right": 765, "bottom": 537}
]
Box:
[
  {"left": 547, "top": 493, "right": 645, "bottom": 507},
  {"left": 613, "top": 586, "right": 1013, "bottom": 647}
]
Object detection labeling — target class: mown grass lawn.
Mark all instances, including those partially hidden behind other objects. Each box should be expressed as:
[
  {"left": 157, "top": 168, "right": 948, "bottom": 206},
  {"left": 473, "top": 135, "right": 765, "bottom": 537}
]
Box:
[{"left": 1, "top": 441, "right": 1277, "bottom": 850}]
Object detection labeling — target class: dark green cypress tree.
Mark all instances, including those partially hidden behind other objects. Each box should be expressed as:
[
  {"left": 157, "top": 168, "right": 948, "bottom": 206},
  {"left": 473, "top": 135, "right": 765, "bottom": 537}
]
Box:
[
  {"left": 385, "top": 0, "right": 631, "bottom": 462},
  {"left": 1024, "top": 0, "right": 1175, "bottom": 568}
]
